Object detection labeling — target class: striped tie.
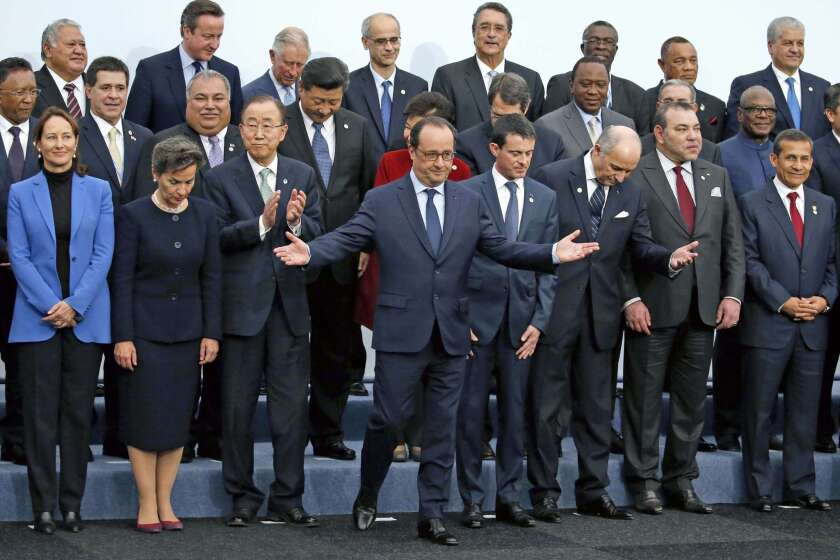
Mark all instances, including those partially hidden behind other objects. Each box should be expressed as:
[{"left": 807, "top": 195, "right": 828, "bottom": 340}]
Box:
[
  {"left": 590, "top": 183, "right": 605, "bottom": 239},
  {"left": 64, "top": 83, "right": 82, "bottom": 119}
]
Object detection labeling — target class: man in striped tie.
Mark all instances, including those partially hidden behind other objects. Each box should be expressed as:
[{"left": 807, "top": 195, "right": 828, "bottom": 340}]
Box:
[{"left": 33, "top": 19, "right": 88, "bottom": 119}]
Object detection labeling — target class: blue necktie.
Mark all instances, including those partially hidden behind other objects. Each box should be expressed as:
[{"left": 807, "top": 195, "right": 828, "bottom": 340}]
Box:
[
  {"left": 424, "top": 188, "right": 442, "bottom": 255},
  {"left": 380, "top": 80, "right": 392, "bottom": 135},
  {"left": 191, "top": 60, "right": 203, "bottom": 78},
  {"left": 590, "top": 183, "right": 605, "bottom": 239},
  {"left": 282, "top": 86, "right": 295, "bottom": 106},
  {"left": 786, "top": 77, "right": 801, "bottom": 129},
  {"left": 504, "top": 181, "right": 519, "bottom": 241},
  {"left": 7, "top": 126, "right": 24, "bottom": 183},
  {"left": 311, "top": 122, "right": 332, "bottom": 187}
]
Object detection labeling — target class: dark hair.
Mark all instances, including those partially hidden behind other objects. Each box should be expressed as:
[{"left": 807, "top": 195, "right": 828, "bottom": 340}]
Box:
[
  {"left": 180, "top": 0, "right": 224, "bottom": 35},
  {"left": 33, "top": 107, "right": 87, "bottom": 175},
  {"left": 85, "top": 56, "right": 129, "bottom": 87},
  {"left": 0, "top": 57, "right": 33, "bottom": 86},
  {"left": 660, "top": 36, "right": 692, "bottom": 60},
  {"left": 403, "top": 92, "right": 455, "bottom": 123},
  {"left": 409, "top": 116, "right": 456, "bottom": 149},
  {"left": 773, "top": 129, "right": 813, "bottom": 156},
  {"left": 490, "top": 114, "right": 535, "bottom": 147},
  {"left": 582, "top": 20, "right": 617, "bottom": 40},
  {"left": 300, "top": 57, "right": 349, "bottom": 91},
  {"left": 570, "top": 56, "right": 608, "bottom": 82},
  {"left": 488, "top": 73, "right": 530, "bottom": 112},
  {"left": 652, "top": 101, "right": 695, "bottom": 131},
  {"left": 472, "top": 2, "right": 512, "bottom": 33},
  {"left": 151, "top": 136, "right": 205, "bottom": 176},
  {"left": 241, "top": 95, "right": 286, "bottom": 122},
  {"left": 824, "top": 83, "right": 840, "bottom": 112}
]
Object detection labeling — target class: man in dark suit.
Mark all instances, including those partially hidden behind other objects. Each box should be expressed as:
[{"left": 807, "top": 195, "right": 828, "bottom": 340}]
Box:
[
  {"left": 79, "top": 57, "right": 153, "bottom": 458},
  {"left": 537, "top": 57, "right": 634, "bottom": 159},
  {"left": 278, "top": 57, "right": 378, "bottom": 461},
  {"left": 205, "top": 96, "right": 323, "bottom": 527},
  {"left": 33, "top": 19, "right": 88, "bottom": 119},
  {"left": 432, "top": 2, "right": 544, "bottom": 130},
  {"left": 0, "top": 58, "right": 41, "bottom": 466},
  {"left": 456, "top": 73, "right": 564, "bottom": 175},
  {"left": 725, "top": 17, "right": 830, "bottom": 141},
  {"left": 528, "top": 125, "right": 697, "bottom": 522},
  {"left": 637, "top": 37, "right": 726, "bottom": 142},
  {"left": 274, "top": 116, "right": 598, "bottom": 544},
  {"left": 455, "top": 115, "right": 558, "bottom": 530},
  {"left": 344, "top": 13, "right": 428, "bottom": 160},
  {"left": 241, "top": 27, "right": 310, "bottom": 105},
  {"left": 621, "top": 102, "right": 745, "bottom": 515},
  {"left": 739, "top": 129, "right": 836, "bottom": 513},
  {"left": 542, "top": 21, "right": 644, "bottom": 123},
  {"left": 126, "top": 0, "right": 243, "bottom": 132}
]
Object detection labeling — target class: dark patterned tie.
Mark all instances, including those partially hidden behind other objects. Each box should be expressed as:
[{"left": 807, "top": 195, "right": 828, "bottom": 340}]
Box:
[
  {"left": 504, "top": 181, "right": 519, "bottom": 241},
  {"left": 7, "top": 126, "right": 24, "bottom": 183},
  {"left": 380, "top": 80, "right": 392, "bottom": 134},
  {"left": 589, "top": 182, "right": 605, "bottom": 239},
  {"left": 191, "top": 60, "right": 203, "bottom": 78},
  {"left": 64, "top": 83, "right": 82, "bottom": 119},
  {"left": 425, "top": 188, "right": 442, "bottom": 254},
  {"left": 311, "top": 122, "right": 332, "bottom": 187}
]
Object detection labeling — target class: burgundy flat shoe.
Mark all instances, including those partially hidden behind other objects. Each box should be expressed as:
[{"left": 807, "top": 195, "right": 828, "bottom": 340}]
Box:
[
  {"left": 161, "top": 520, "right": 183, "bottom": 531},
  {"left": 136, "top": 522, "right": 162, "bottom": 534}
]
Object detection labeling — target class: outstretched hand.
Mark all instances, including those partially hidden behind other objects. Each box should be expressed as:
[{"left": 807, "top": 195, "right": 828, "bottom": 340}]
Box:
[
  {"left": 554, "top": 229, "right": 599, "bottom": 263},
  {"left": 273, "top": 231, "right": 311, "bottom": 266},
  {"left": 670, "top": 241, "right": 700, "bottom": 270}
]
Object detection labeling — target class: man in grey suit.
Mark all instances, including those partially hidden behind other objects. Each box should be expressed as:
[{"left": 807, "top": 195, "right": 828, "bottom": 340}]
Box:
[
  {"left": 241, "top": 27, "right": 310, "bottom": 105},
  {"left": 621, "top": 102, "right": 745, "bottom": 515},
  {"left": 431, "top": 2, "right": 544, "bottom": 130},
  {"left": 536, "top": 57, "right": 634, "bottom": 159},
  {"left": 542, "top": 21, "right": 644, "bottom": 123}
]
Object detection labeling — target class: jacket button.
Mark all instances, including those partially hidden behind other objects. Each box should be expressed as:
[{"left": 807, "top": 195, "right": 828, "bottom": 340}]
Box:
[
  {"left": 174, "top": 241, "right": 182, "bottom": 249},
  {"left": 434, "top": 294, "right": 439, "bottom": 300},
  {"left": 71, "top": 257, "right": 77, "bottom": 262},
  {"left": 170, "top": 295, "right": 178, "bottom": 301},
  {"left": 435, "top": 270, "right": 440, "bottom": 275},
  {"left": 172, "top": 215, "right": 180, "bottom": 222},
  {"left": 174, "top": 268, "right": 181, "bottom": 276}
]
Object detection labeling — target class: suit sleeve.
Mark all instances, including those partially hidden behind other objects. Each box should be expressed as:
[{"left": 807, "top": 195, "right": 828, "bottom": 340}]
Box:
[
  {"left": 819, "top": 199, "right": 838, "bottom": 306},
  {"left": 719, "top": 170, "right": 746, "bottom": 300},
  {"left": 724, "top": 77, "right": 746, "bottom": 140},
  {"left": 740, "top": 200, "right": 790, "bottom": 311},
  {"left": 200, "top": 207, "right": 223, "bottom": 340},
  {"left": 527, "top": 73, "right": 546, "bottom": 122},
  {"left": 542, "top": 74, "right": 569, "bottom": 116},
  {"left": 628, "top": 197, "right": 672, "bottom": 275},
  {"left": 360, "top": 122, "right": 379, "bottom": 197},
  {"left": 125, "top": 60, "right": 153, "bottom": 130},
  {"left": 229, "top": 67, "right": 244, "bottom": 125},
  {"left": 128, "top": 139, "right": 156, "bottom": 202},
  {"left": 529, "top": 191, "right": 559, "bottom": 332},
  {"left": 476, "top": 196, "right": 554, "bottom": 273},
  {"left": 110, "top": 206, "right": 139, "bottom": 341},
  {"left": 204, "top": 171, "right": 262, "bottom": 253},
  {"left": 808, "top": 161, "right": 825, "bottom": 192},
  {"left": 297, "top": 166, "right": 323, "bottom": 241},
  {"left": 308, "top": 190, "right": 377, "bottom": 268}
]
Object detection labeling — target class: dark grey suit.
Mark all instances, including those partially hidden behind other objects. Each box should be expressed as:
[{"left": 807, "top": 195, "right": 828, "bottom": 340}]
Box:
[
  {"left": 542, "top": 72, "right": 644, "bottom": 123},
  {"left": 536, "top": 102, "right": 635, "bottom": 159}
]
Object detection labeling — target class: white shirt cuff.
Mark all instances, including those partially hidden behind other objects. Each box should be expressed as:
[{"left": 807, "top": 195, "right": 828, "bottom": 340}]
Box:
[
  {"left": 622, "top": 297, "right": 641, "bottom": 311},
  {"left": 259, "top": 216, "right": 271, "bottom": 240},
  {"left": 288, "top": 219, "right": 302, "bottom": 237}
]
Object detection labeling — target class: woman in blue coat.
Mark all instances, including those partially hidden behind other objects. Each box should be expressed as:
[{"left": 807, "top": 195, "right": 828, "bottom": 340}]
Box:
[{"left": 7, "top": 107, "right": 114, "bottom": 534}]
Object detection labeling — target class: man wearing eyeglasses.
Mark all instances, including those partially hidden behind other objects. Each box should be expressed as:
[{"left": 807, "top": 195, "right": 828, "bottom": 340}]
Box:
[
  {"left": 344, "top": 13, "right": 428, "bottom": 161},
  {"left": 432, "top": 2, "right": 544, "bottom": 131}
]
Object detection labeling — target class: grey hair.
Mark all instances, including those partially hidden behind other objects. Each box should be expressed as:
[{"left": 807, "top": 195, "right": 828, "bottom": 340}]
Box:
[
  {"left": 187, "top": 69, "right": 231, "bottom": 99},
  {"left": 361, "top": 13, "right": 400, "bottom": 38},
  {"left": 739, "top": 85, "right": 775, "bottom": 108},
  {"left": 272, "top": 26, "right": 311, "bottom": 58},
  {"left": 597, "top": 125, "right": 640, "bottom": 154},
  {"left": 40, "top": 18, "right": 82, "bottom": 61},
  {"left": 659, "top": 79, "right": 696, "bottom": 103},
  {"left": 767, "top": 16, "right": 804, "bottom": 42},
  {"left": 152, "top": 136, "right": 205, "bottom": 176}
]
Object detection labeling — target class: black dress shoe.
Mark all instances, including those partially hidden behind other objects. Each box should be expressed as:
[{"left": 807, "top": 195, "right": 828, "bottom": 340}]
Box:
[
  {"left": 716, "top": 436, "right": 741, "bottom": 452},
  {"left": 34, "top": 512, "right": 56, "bottom": 535},
  {"left": 0, "top": 443, "right": 27, "bottom": 465},
  {"left": 697, "top": 436, "right": 718, "bottom": 452},
  {"left": 480, "top": 441, "right": 496, "bottom": 460},
  {"left": 461, "top": 503, "right": 483, "bottom": 528},
  {"left": 577, "top": 495, "right": 634, "bottom": 520},
  {"left": 102, "top": 440, "right": 129, "bottom": 459},
  {"left": 815, "top": 437, "right": 837, "bottom": 454},
  {"left": 496, "top": 501, "right": 536, "bottom": 527},
  {"left": 197, "top": 441, "right": 223, "bottom": 461},
  {"left": 633, "top": 490, "right": 663, "bottom": 515},
  {"left": 226, "top": 508, "right": 255, "bottom": 527},
  {"left": 62, "top": 511, "right": 83, "bottom": 533},
  {"left": 349, "top": 382, "right": 369, "bottom": 396},
  {"left": 352, "top": 497, "right": 377, "bottom": 531},
  {"left": 784, "top": 494, "right": 832, "bottom": 511},
  {"left": 313, "top": 441, "right": 356, "bottom": 461},
  {"left": 532, "top": 496, "right": 563, "bottom": 523},
  {"left": 751, "top": 496, "right": 773, "bottom": 513},
  {"left": 417, "top": 518, "right": 458, "bottom": 546},
  {"left": 769, "top": 434, "right": 784, "bottom": 451},
  {"left": 610, "top": 428, "right": 625, "bottom": 454},
  {"left": 266, "top": 507, "right": 320, "bottom": 527},
  {"left": 665, "top": 489, "right": 713, "bottom": 514},
  {"left": 181, "top": 445, "right": 195, "bottom": 464}
]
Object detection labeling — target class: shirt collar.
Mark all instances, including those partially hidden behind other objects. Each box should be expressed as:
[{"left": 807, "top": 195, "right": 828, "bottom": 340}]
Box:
[
  {"left": 573, "top": 100, "right": 601, "bottom": 123},
  {"left": 583, "top": 150, "right": 598, "bottom": 183},
  {"left": 247, "top": 151, "right": 278, "bottom": 176},
  {"left": 655, "top": 147, "right": 693, "bottom": 175},
  {"left": 299, "top": 102, "right": 335, "bottom": 135},
  {"left": 832, "top": 129, "right": 840, "bottom": 147},
  {"left": 46, "top": 65, "right": 84, "bottom": 95},
  {"left": 91, "top": 111, "right": 123, "bottom": 138},
  {"left": 269, "top": 69, "right": 293, "bottom": 93},
  {"left": 475, "top": 55, "right": 505, "bottom": 77},
  {"left": 370, "top": 64, "right": 396, "bottom": 87},
  {"left": 0, "top": 113, "right": 28, "bottom": 135},
  {"left": 772, "top": 64, "right": 801, "bottom": 83},
  {"left": 491, "top": 165, "right": 523, "bottom": 191},
  {"left": 773, "top": 175, "right": 804, "bottom": 198},
  {"left": 179, "top": 43, "right": 205, "bottom": 72},
  {"left": 735, "top": 129, "right": 772, "bottom": 151},
  {"left": 410, "top": 169, "right": 444, "bottom": 194}
]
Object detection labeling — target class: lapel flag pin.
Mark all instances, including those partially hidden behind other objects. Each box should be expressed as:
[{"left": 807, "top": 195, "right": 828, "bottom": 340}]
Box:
[
  {"left": 400, "top": 89, "right": 406, "bottom": 95},
  {"left": 809, "top": 86, "right": 814, "bottom": 92},
  {"left": 228, "top": 144, "right": 234, "bottom": 152},
  {"left": 344, "top": 123, "right": 349, "bottom": 129},
  {"left": 699, "top": 103, "right": 705, "bottom": 111},
  {"left": 529, "top": 195, "right": 534, "bottom": 203},
  {"left": 812, "top": 205, "right": 818, "bottom": 215},
  {"left": 283, "top": 178, "right": 288, "bottom": 185},
  {"left": 576, "top": 187, "right": 583, "bottom": 193},
  {"left": 700, "top": 175, "right": 706, "bottom": 181}
]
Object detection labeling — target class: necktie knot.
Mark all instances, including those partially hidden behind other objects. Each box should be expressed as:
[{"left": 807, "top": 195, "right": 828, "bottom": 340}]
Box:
[
  {"left": 425, "top": 188, "right": 438, "bottom": 200},
  {"left": 283, "top": 86, "right": 295, "bottom": 105},
  {"left": 208, "top": 135, "right": 220, "bottom": 146},
  {"left": 259, "top": 167, "right": 273, "bottom": 181},
  {"left": 192, "top": 61, "right": 203, "bottom": 76},
  {"left": 9, "top": 125, "right": 21, "bottom": 138},
  {"left": 674, "top": 165, "right": 683, "bottom": 176},
  {"left": 487, "top": 70, "right": 498, "bottom": 79},
  {"left": 787, "top": 191, "right": 799, "bottom": 203},
  {"left": 504, "top": 181, "right": 517, "bottom": 195},
  {"left": 382, "top": 80, "right": 391, "bottom": 91},
  {"left": 786, "top": 76, "right": 796, "bottom": 87},
  {"left": 108, "top": 127, "right": 119, "bottom": 141},
  {"left": 312, "top": 122, "right": 323, "bottom": 132},
  {"left": 63, "top": 83, "right": 76, "bottom": 93}
]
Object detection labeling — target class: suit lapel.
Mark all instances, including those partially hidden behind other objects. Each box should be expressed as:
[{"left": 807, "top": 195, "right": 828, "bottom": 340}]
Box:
[
  {"left": 330, "top": 112, "right": 349, "bottom": 194},
  {"left": 465, "top": 58, "right": 490, "bottom": 122},
  {"left": 233, "top": 155, "right": 264, "bottom": 216},
  {"left": 827, "top": 136, "right": 840, "bottom": 171},
  {"left": 691, "top": 160, "right": 713, "bottom": 228},
  {"left": 438, "top": 181, "right": 461, "bottom": 257},
  {"left": 478, "top": 173, "right": 505, "bottom": 233},
  {"left": 81, "top": 116, "right": 119, "bottom": 186},
  {"left": 166, "top": 48, "right": 188, "bottom": 121},
  {"left": 24, "top": 117, "right": 40, "bottom": 176},
  {"left": 122, "top": 119, "right": 143, "bottom": 185},
  {"left": 396, "top": 176, "right": 435, "bottom": 258},
  {"left": 285, "top": 105, "right": 320, "bottom": 183},
  {"left": 390, "top": 70, "right": 411, "bottom": 144},
  {"left": 800, "top": 73, "right": 820, "bottom": 126},
  {"left": 641, "top": 158, "right": 688, "bottom": 234},
  {"left": 563, "top": 105, "right": 592, "bottom": 154},
  {"left": 517, "top": 179, "right": 536, "bottom": 240},
  {"left": 761, "top": 65, "right": 794, "bottom": 129},
  {"left": 568, "top": 160, "right": 593, "bottom": 241},
  {"left": 32, "top": 174, "right": 56, "bottom": 242},
  {"left": 70, "top": 174, "right": 86, "bottom": 239},
  {"left": 599, "top": 182, "right": 624, "bottom": 234},
  {"left": 223, "top": 126, "right": 243, "bottom": 162},
  {"left": 359, "top": 68, "right": 387, "bottom": 143},
  {"left": 802, "top": 189, "right": 821, "bottom": 255},
  {"left": 36, "top": 66, "right": 68, "bottom": 111},
  {"left": 765, "top": 187, "right": 802, "bottom": 257}
]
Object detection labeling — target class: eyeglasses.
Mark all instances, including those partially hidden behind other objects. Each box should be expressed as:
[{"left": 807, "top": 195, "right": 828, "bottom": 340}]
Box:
[
  {"left": 476, "top": 23, "right": 508, "bottom": 34},
  {"left": 0, "top": 88, "right": 41, "bottom": 99},
  {"left": 415, "top": 149, "right": 454, "bottom": 162},
  {"left": 584, "top": 37, "right": 617, "bottom": 47},
  {"left": 241, "top": 122, "right": 286, "bottom": 133},
  {"left": 742, "top": 106, "right": 777, "bottom": 116},
  {"left": 370, "top": 36, "right": 401, "bottom": 47}
]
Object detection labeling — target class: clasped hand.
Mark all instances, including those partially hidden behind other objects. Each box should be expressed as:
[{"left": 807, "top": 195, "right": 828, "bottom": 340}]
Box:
[
  {"left": 781, "top": 296, "right": 827, "bottom": 322},
  {"left": 42, "top": 301, "right": 76, "bottom": 329}
]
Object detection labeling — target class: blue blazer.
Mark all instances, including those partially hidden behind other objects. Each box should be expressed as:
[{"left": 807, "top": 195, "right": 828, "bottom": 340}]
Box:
[
  {"left": 7, "top": 172, "right": 114, "bottom": 343},
  {"left": 307, "top": 174, "right": 555, "bottom": 355},
  {"left": 724, "top": 65, "right": 830, "bottom": 140},
  {"left": 242, "top": 70, "right": 292, "bottom": 103},
  {"left": 460, "top": 172, "right": 558, "bottom": 346},
  {"left": 0, "top": 117, "right": 40, "bottom": 253},
  {"left": 456, "top": 120, "right": 566, "bottom": 176},
  {"left": 126, "top": 46, "right": 243, "bottom": 133},
  {"left": 739, "top": 183, "right": 837, "bottom": 351}
]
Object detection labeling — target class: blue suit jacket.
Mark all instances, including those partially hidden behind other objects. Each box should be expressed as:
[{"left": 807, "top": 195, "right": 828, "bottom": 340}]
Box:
[
  {"left": 126, "top": 46, "right": 243, "bottom": 133},
  {"left": 7, "top": 172, "right": 114, "bottom": 343},
  {"left": 739, "top": 183, "right": 837, "bottom": 350},
  {"left": 307, "top": 174, "right": 555, "bottom": 355},
  {"left": 808, "top": 133, "right": 840, "bottom": 209},
  {"left": 0, "top": 117, "right": 40, "bottom": 253},
  {"left": 242, "top": 70, "right": 291, "bottom": 102},
  {"left": 204, "top": 153, "right": 323, "bottom": 337},
  {"left": 456, "top": 120, "right": 566, "bottom": 176},
  {"left": 460, "top": 172, "right": 558, "bottom": 346},
  {"left": 344, "top": 65, "right": 428, "bottom": 157},
  {"left": 724, "top": 65, "right": 830, "bottom": 140}
]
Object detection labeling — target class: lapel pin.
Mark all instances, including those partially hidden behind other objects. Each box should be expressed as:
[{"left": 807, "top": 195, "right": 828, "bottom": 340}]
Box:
[
  {"left": 700, "top": 103, "right": 705, "bottom": 112},
  {"left": 228, "top": 144, "right": 234, "bottom": 152},
  {"left": 400, "top": 89, "right": 406, "bottom": 95},
  {"left": 343, "top": 123, "right": 349, "bottom": 129},
  {"left": 700, "top": 175, "right": 706, "bottom": 181},
  {"left": 283, "top": 178, "right": 288, "bottom": 185},
  {"left": 812, "top": 205, "right": 818, "bottom": 215},
  {"left": 529, "top": 195, "right": 534, "bottom": 203},
  {"left": 128, "top": 129, "right": 136, "bottom": 141},
  {"left": 576, "top": 187, "right": 583, "bottom": 193},
  {"left": 809, "top": 86, "right": 814, "bottom": 92},
  {"left": 451, "top": 164, "right": 458, "bottom": 171}
]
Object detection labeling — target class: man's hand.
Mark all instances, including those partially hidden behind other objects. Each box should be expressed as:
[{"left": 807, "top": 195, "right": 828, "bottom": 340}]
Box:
[
  {"left": 114, "top": 341, "right": 138, "bottom": 371},
  {"left": 800, "top": 296, "right": 829, "bottom": 319},
  {"left": 554, "top": 229, "right": 599, "bottom": 263},
  {"left": 358, "top": 252, "right": 370, "bottom": 278},
  {"left": 516, "top": 325, "right": 541, "bottom": 359},
  {"left": 781, "top": 297, "right": 818, "bottom": 321},
  {"left": 670, "top": 241, "right": 700, "bottom": 270},
  {"left": 468, "top": 328, "right": 479, "bottom": 358},
  {"left": 43, "top": 301, "right": 76, "bottom": 329},
  {"left": 715, "top": 298, "right": 741, "bottom": 330},
  {"left": 625, "top": 301, "right": 652, "bottom": 335},
  {"left": 274, "top": 232, "right": 311, "bottom": 266},
  {"left": 262, "top": 191, "right": 280, "bottom": 230},
  {"left": 286, "top": 188, "right": 306, "bottom": 227},
  {"left": 199, "top": 338, "right": 219, "bottom": 365}
]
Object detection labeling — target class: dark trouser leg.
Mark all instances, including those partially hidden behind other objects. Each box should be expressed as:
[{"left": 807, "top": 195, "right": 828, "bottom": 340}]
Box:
[
  {"left": 195, "top": 357, "right": 223, "bottom": 448},
  {"left": 816, "top": 308, "right": 840, "bottom": 440},
  {"left": 102, "top": 346, "right": 123, "bottom": 448},
  {"left": 610, "top": 328, "right": 624, "bottom": 419},
  {"left": 403, "top": 387, "right": 424, "bottom": 447},
  {"left": 712, "top": 326, "right": 743, "bottom": 441},
  {"left": 349, "top": 326, "right": 366, "bottom": 385},
  {"left": 493, "top": 333, "right": 530, "bottom": 505},
  {"left": 0, "top": 343, "right": 23, "bottom": 449}
]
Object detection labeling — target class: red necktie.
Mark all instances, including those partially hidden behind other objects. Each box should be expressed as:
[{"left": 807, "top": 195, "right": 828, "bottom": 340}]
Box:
[
  {"left": 674, "top": 165, "right": 695, "bottom": 233},
  {"left": 787, "top": 191, "right": 804, "bottom": 248},
  {"left": 64, "top": 83, "right": 82, "bottom": 119}
]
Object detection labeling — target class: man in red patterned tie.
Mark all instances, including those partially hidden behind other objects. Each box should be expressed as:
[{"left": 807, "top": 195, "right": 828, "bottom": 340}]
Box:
[{"left": 33, "top": 19, "right": 88, "bottom": 119}]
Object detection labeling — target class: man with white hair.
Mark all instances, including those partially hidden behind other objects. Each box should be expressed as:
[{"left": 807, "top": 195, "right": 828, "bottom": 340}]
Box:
[
  {"left": 242, "top": 27, "right": 311, "bottom": 105},
  {"left": 724, "top": 16, "right": 830, "bottom": 140},
  {"left": 33, "top": 18, "right": 88, "bottom": 119}
]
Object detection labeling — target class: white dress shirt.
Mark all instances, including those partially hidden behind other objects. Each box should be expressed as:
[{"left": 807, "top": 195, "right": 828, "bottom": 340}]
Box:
[
  {"left": 46, "top": 66, "right": 86, "bottom": 116},
  {"left": 573, "top": 102, "right": 602, "bottom": 141},
  {"left": 247, "top": 152, "right": 302, "bottom": 239},
  {"left": 0, "top": 113, "right": 29, "bottom": 158},
  {"left": 90, "top": 111, "right": 123, "bottom": 162},
  {"left": 583, "top": 150, "right": 609, "bottom": 209},
  {"left": 410, "top": 169, "right": 445, "bottom": 228},
  {"left": 772, "top": 64, "right": 802, "bottom": 108},
  {"left": 655, "top": 149, "right": 696, "bottom": 204},
  {"left": 300, "top": 103, "right": 336, "bottom": 161},
  {"left": 773, "top": 176, "right": 805, "bottom": 223},
  {"left": 268, "top": 69, "right": 295, "bottom": 103},
  {"left": 179, "top": 43, "right": 206, "bottom": 86},
  {"left": 491, "top": 165, "right": 524, "bottom": 229},
  {"left": 199, "top": 127, "right": 229, "bottom": 160},
  {"left": 476, "top": 56, "right": 505, "bottom": 92},
  {"left": 370, "top": 65, "right": 396, "bottom": 108}
]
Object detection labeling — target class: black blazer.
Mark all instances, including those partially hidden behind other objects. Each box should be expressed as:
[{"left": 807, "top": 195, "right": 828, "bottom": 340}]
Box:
[
  {"left": 637, "top": 81, "right": 726, "bottom": 142},
  {"left": 32, "top": 65, "right": 88, "bottom": 119},
  {"left": 204, "top": 153, "right": 323, "bottom": 337},
  {"left": 277, "top": 103, "right": 378, "bottom": 285},
  {"left": 640, "top": 132, "right": 721, "bottom": 165},
  {"left": 111, "top": 196, "right": 222, "bottom": 343},
  {"left": 129, "top": 122, "right": 245, "bottom": 202},
  {"left": 432, "top": 56, "right": 545, "bottom": 131},
  {"left": 344, "top": 65, "right": 428, "bottom": 157},
  {"left": 542, "top": 72, "right": 644, "bottom": 124},
  {"left": 125, "top": 46, "right": 243, "bottom": 133},
  {"left": 808, "top": 133, "right": 840, "bottom": 243},
  {"left": 455, "top": 119, "right": 565, "bottom": 176}
]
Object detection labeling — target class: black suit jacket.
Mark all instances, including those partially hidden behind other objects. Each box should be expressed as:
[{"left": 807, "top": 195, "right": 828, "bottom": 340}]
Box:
[
  {"left": 455, "top": 119, "right": 565, "bottom": 176},
  {"left": 542, "top": 72, "right": 644, "bottom": 123},
  {"left": 344, "top": 65, "right": 428, "bottom": 157},
  {"left": 204, "top": 153, "right": 323, "bottom": 337},
  {"left": 808, "top": 133, "right": 840, "bottom": 244},
  {"left": 637, "top": 81, "right": 726, "bottom": 142},
  {"left": 33, "top": 65, "right": 88, "bottom": 119},
  {"left": 431, "top": 56, "right": 545, "bottom": 131},
  {"left": 129, "top": 122, "right": 245, "bottom": 202},
  {"left": 640, "top": 132, "right": 721, "bottom": 165}
]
